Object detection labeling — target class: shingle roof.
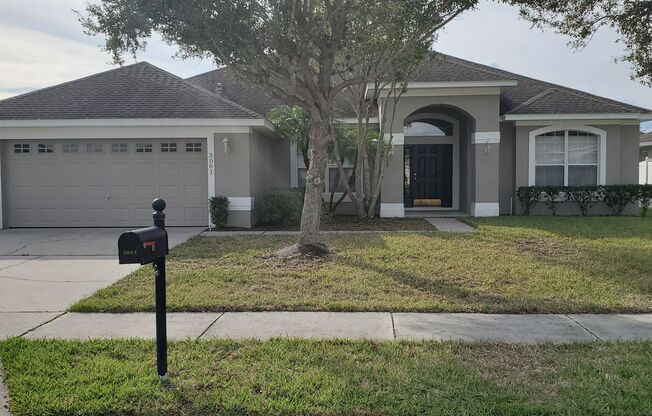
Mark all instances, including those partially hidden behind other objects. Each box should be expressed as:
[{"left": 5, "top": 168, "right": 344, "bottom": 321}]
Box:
[
  {"left": 439, "top": 55, "right": 650, "bottom": 115},
  {"left": 0, "top": 62, "right": 261, "bottom": 120},
  {"left": 187, "top": 53, "right": 651, "bottom": 118},
  {"left": 409, "top": 54, "right": 515, "bottom": 83},
  {"left": 642, "top": 132, "right": 652, "bottom": 143}
]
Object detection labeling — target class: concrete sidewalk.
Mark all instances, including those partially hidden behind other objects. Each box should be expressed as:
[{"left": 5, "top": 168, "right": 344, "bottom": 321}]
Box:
[{"left": 19, "top": 312, "right": 652, "bottom": 343}]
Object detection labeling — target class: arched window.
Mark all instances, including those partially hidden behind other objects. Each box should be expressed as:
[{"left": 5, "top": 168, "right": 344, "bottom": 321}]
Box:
[
  {"left": 404, "top": 119, "right": 454, "bottom": 136},
  {"left": 529, "top": 127, "right": 605, "bottom": 186}
]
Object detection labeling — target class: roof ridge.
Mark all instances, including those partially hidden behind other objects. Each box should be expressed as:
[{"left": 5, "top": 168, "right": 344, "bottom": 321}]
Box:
[
  {"left": 137, "top": 63, "right": 262, "bottom": 118},
  {"left": 0, "top": 61, "right": 148, "bottom": 105}
]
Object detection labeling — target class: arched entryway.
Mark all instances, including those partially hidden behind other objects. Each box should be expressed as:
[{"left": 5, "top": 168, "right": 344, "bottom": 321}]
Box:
[{"left": 402, "top": 105, "right": 475, "bottom": 213}]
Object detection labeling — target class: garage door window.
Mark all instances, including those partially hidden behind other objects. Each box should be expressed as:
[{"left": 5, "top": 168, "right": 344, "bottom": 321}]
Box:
[
  {"left": 38, "top": 144, "right": 54, "bottom": 153},
  {"left": 62, "top": 143, "right": 78, "bottom": 153},
  {"left": 136, "top": 143, "right": 152, "bottom": 153},
  {"left": 161, "top": 143, "right": 177, "bottom": 153},
  {"left": 186, "top": 142, "right": 202, "bottom": 152},
  {"left": 13, "top": 144, "right": 30, "bottom": 154},
  {"left": 111, "top": 143, "right": 128, "bottom": 153},
  {"left": 87, "top": 143, "right": 104, "bottom": 153}
]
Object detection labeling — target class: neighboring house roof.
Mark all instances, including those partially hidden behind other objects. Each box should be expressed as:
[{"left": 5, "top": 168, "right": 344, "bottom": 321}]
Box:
[
  {"left": 0, "top": 62, "right": 261, "bottom": 120},
  {"left": 642, "top": 132, "right": 652, "bottom": 145},
  {"left": 187, "top": 53, "right": 651, "bottom": 118}
]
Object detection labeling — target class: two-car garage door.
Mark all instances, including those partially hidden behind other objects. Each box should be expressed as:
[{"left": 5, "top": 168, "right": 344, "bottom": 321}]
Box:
[{"left": 4, "top": 139, "right": 208, "bottom": 227}]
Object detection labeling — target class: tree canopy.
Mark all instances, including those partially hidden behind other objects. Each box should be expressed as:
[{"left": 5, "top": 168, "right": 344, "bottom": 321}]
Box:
[{"left": 80, "top": 0, "right": 478, "bottom": 249}]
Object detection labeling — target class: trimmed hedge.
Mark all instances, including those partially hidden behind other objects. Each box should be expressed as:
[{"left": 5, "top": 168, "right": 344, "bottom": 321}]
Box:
[
  {"left": 517, "top": 185, "right": 652, "bottom": 216},
  {"left": 209, "top": 195, "right": 230, "bottom": 229},
  {"left": 257, "top": 188, "right": 305, "bottom": 226}
]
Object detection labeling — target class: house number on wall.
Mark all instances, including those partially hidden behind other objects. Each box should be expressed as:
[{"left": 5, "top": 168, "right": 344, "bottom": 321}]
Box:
[{"left": 208, "top": 152, "right": 214, "bottom": 175}]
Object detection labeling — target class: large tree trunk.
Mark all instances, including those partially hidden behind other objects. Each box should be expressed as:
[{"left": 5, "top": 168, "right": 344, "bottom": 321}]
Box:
[{"left": 298, "top": 116, "right": 330, "bottom": 247}]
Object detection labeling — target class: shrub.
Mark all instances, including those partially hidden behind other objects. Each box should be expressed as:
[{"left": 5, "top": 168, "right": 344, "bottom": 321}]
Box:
[
  {"left": 516, "top": 186, "right": 540, "bottom": 215},
  {"left": 602, "top": 185, "right": 638, "bottom": 216},
  {"left": 640, "top": 185, "right": 652, "bottom": 217},
  {"left": 565, "top": 186, "right": 602, "bottom": 216},
  {"left": 209, "top": 196, "right": 229, "bottom": 229},
  {"left": 257, "top": 189, "right": 304, "bottom": 226},
  {"left": 540, "top": 186, "right": 563, "bottom": 215}
]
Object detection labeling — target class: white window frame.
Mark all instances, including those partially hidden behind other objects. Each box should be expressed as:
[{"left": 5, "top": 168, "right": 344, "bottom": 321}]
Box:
[
  {"left": 38, "top": 143, "right": 54, "bottom": 153},
  {"left": 86, "top": 142, "right": 104, "bottom": 153},
  {"left": 185, "top": 142, "right": 202, "bottom": 152},
  {"left": 528, "top": 125, "right": 607, "bottom": 186},
  {"left": 136, "top": 143, "right": 153, "bottom": 153},
  {"left": 161, "top": 142, "right": 177, "bottom": 153},
  {"left": 62, "top": 143, "right": 78, "bottom": 153},
  {"left": 111, "top": 143, "right": 129, "bottom": 153},
  {"left": 13, "top": 143, "right": 30, "bottom": 154}
]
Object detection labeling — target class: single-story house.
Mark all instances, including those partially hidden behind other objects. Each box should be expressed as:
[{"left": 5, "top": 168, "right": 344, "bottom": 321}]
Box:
[
  {"left": 641, "top": 131, "right": 652, "bottom": 161},
  {"left": 0, "top": 54, "right": 650, "bottom": 228},
  {"left": 641, "top": 132, "right": 652, "bottom": 185}
]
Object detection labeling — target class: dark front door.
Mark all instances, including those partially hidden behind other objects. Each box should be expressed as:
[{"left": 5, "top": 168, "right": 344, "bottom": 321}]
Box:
[{"left": 404, "top": 144, "right": 453, "bottom": 208}]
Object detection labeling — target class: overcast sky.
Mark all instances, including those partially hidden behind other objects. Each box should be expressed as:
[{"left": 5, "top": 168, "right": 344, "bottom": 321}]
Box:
[{"left": 1, "top": 0, "right": 650, "bottom": 131}]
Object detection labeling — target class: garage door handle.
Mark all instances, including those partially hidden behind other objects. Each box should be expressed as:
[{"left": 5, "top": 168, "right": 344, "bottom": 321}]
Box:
[{"left": 106, "top": 193, "right": 110, "bottom": 200}]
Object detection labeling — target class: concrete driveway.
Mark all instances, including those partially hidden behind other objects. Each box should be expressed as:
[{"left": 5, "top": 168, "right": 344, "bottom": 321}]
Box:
[{"left": 0, "top": 227, "right": 203, "bottom": 338}]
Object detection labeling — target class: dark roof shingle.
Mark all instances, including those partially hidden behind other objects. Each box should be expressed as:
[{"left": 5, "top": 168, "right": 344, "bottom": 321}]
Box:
[
  {"left": 0, "top": 62, "right": 261, "bottom": 120},
  {"left": 187, "top": 53, "right": 650, "bottom": 118}
]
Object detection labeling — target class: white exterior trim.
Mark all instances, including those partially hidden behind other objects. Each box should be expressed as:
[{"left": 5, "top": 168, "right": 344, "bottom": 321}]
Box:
[
  {"left": 384, "top": 133, "right": 404, "bottom": 145},
  {"left": 503, "top": 113, "right": 652, "bottom": 122},
  {"left": 471, "top": 131, "right": 500, "bottom": 144},
  {"left": 228, "top": 197, "right": 254, "bottom": 211},
  {"left": 640, "top": 141, "right": 652, "bottom": 147},
  {"left": 380, "top": 203, "right": 405, "bottom": 218},
  {"left": 369, "top": 80, "right": 517, "bottom": 91},
  {"left": 528, "top": 125, "right": 607, "bottom": 186},
  {"left": 0, "top": 118, "right": 275, "bottom": 129},
  {"left": 207, "top": 136, "right": 216, "bottom": 226},
  {"left": 470, "top": 202, "right": 499, "bottom": 217}
]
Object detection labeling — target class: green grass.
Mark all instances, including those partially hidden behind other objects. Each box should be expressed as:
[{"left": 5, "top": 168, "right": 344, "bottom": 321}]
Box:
[
  {"left": 72, "top": 216, "right": 652, "bottom": 313},
  {"left": 1, "top": 338, "right": 651, "bottom": 415}
]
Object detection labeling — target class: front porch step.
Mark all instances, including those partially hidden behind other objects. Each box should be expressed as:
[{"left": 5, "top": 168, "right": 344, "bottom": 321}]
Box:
[{"left": 404, "top": 210, "right": 467, "bottom": 218}]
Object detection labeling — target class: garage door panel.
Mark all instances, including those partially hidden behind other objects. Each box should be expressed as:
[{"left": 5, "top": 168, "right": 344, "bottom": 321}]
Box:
[
  {"left": 6, "top": 139, "right": 208, "bottom": 227},
  {"left": 85, "top": 164, "right": 110, "bottom": 177},
  {"left": 134, "top": 164, "right": 156, "bottom": 177},
  {"left": 159, "top": 163, "right": 181, "bottom": 176},
  {"left": 183, "top": 163, "right": 203, "bottom": 176},
  {"left": 184, "top": 185, "right": 205, "bottom": 200},
  {"left": 184, "top": 208, "right": 208, "bottom": 222}
]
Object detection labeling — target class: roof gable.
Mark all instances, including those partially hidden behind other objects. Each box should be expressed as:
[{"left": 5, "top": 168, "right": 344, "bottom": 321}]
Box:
[{"left": 0, "top": 62, "right": 261, "bottom": 120}]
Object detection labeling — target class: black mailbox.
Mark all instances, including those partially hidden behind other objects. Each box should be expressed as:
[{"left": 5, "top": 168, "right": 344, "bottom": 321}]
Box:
[{"left": 118, "top": 226, "right": 169, "bottom": 265}]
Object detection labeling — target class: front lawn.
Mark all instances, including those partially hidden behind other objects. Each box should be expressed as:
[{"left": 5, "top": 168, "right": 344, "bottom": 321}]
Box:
[
  {"left": 2, "top": 338, "right": 651, "bottom": 416},
  {"left": 72, "top": 216, "right": 652, "bottom": 313}
]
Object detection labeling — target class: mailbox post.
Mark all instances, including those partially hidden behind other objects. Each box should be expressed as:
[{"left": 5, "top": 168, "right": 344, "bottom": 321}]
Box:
[
  {"left": 152, "top": 199, "right": 168, "bottom": 382},
  {"left": 118, "top": 199, "right": 169, "bottom": 382}
]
